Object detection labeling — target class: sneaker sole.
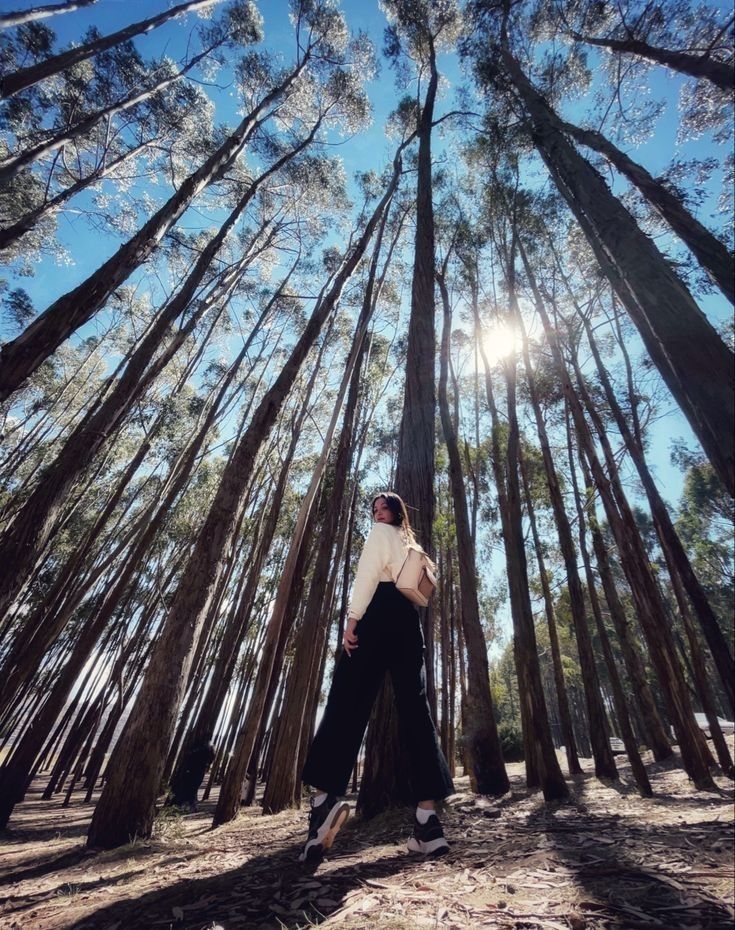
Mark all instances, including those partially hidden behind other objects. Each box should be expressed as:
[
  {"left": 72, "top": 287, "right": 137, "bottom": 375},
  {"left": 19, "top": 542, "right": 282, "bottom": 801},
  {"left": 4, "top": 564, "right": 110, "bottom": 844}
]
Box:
[
  {"left": 299, "top": 802, "right": 350, "bottom": 862},
  {"left": 407, "top": 835, "right": 449, "bottom": 856}
]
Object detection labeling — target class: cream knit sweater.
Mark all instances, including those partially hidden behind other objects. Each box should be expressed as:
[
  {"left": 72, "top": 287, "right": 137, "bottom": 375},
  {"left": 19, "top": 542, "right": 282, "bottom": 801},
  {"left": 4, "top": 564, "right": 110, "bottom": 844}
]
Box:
[{"left": 347, "top": 522, "right": 409, "bottom": 620}]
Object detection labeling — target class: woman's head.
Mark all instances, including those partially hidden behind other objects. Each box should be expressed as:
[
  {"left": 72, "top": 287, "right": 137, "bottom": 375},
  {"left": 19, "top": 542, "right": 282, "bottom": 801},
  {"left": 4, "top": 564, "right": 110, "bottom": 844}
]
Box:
[{"left": 371, "top": 492, "right": 413, "bottom": 535}]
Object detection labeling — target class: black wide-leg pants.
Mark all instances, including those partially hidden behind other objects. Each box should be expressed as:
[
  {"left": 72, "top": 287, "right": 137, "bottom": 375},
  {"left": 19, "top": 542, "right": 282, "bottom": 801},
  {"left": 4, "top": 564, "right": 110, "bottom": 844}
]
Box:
[{"left": 302, "top": 582, "right": 454, "bottom": 803}]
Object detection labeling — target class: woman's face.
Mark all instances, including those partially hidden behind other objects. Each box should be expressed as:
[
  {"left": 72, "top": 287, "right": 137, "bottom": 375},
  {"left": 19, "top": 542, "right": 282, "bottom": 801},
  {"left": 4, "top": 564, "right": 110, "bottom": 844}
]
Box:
[{"left": 372, "top": 496, "right": 395, "bottom": 525}]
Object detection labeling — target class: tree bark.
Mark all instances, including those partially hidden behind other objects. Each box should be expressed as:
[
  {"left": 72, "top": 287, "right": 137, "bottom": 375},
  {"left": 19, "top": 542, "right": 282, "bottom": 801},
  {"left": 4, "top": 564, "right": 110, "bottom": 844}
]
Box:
[
  {"left": 569, "top": 30, "right": 735, "bottom": 91},
  {"left": 559, "top": 119, "right": 734, "bottom": 304},
  {"left": 0, "top": 0, "right": 220, "bottom": 97},
  {"left": 436, "top": 267, "right": 509, "bottom": 796},
  {"left": 499, "top": 43, "right": 735, "bottom": 494},
  {"left": 0, "top": 0, "right": 97, "bottom": 29}
]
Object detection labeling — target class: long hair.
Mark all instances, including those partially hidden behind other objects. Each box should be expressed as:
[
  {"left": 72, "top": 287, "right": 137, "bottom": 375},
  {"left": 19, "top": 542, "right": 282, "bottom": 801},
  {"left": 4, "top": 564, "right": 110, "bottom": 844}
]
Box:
[{"left": 371, "top": 491, "right": 436, "bottom": 569}]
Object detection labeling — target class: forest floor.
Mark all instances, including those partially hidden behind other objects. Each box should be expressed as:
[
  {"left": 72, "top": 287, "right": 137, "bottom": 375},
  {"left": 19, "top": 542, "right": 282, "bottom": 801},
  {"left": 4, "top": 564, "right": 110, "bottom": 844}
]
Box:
[{"left": 0, "top": 749, "right": 733, "bottom": 930}]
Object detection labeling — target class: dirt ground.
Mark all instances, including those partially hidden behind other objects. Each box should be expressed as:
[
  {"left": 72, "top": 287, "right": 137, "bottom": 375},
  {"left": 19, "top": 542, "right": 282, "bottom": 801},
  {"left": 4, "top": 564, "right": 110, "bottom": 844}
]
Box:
[{"left": 1, "top": 751, "right": 733, "bottom": 930}]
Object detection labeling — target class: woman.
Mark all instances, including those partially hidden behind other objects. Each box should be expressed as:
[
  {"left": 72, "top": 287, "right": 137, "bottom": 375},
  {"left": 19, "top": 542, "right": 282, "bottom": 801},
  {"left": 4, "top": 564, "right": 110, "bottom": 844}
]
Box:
[{"left": 300, "top": 492, "right": 454, "bottom": 862}]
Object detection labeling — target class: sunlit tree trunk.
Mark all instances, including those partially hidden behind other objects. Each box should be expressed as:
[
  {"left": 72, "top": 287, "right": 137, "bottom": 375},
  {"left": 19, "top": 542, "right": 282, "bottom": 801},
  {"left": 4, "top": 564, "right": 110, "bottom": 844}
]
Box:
[
  {"left": 0, "top": 0, "right": 220, "bottom": 97},
  {"left": 569, "top": 30, "right": 735, "bottom": 91},
  {"left": 518, "top": 446, "right": 582, "bottom": 776},
  {"left": 0, "top": 52, "right": 311, "bottom": 400},
  {"left": 558, "top": 119, "right": 734, "bottom": 304},
  {"left": 564, "top": 404, "right": 653, "bottom": 796}
]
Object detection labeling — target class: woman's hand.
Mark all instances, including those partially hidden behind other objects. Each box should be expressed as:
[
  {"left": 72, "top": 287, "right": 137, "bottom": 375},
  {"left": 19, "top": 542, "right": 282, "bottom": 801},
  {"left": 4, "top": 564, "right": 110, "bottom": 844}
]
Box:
[{"left": 343, "top": 617, "right": 359, "bottom": 656}]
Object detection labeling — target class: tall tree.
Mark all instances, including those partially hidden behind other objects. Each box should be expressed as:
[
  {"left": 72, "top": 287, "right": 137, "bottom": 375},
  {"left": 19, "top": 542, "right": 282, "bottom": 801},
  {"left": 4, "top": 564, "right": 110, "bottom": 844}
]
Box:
[
  {"left": 0, "top": 1, "right": 343, "bottom": 401},
  {"left": 358, "top": 0, "right": 462, "bottom": 817},
  {"left": 0, "top": 0, "right": 223, "bottom": 98},
  {"left": 468, "top": 7, "right": 735, "bottom": 494},
  {"left": 436, "top": 255, "right": 509, "bottom": 796}
]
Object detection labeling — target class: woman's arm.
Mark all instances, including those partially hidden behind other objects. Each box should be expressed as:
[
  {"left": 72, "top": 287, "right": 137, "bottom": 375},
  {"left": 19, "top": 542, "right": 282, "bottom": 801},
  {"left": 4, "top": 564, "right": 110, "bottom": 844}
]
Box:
[{"left": 346, "top": 523, "right": 391, "bottom": 622}]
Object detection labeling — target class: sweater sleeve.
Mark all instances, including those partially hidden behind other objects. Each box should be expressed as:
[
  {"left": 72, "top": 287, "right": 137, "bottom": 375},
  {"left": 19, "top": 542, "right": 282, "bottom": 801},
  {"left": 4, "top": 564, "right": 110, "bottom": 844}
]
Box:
[{"left": 347, "top": 524, "right": 390, "bottom": 621}]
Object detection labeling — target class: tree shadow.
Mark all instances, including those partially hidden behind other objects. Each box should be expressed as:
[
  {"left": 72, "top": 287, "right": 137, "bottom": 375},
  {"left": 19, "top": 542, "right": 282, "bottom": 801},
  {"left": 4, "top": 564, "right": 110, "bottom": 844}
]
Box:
[
  {"left": 523, "top": 796, "right": 734, "bottom": 929},
  {"left": 63, "top": 819, "right": 417, "bottom": 930}
]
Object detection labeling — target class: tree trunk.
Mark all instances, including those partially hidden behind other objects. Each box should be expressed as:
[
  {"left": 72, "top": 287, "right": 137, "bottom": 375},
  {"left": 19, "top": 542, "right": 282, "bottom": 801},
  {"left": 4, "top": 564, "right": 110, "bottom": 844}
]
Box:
[
  {"left": 569, "top": 30, "right": 735, "bottom": 91},
  {"left": 511, "top": 288, "right": 617, "bottom": 781},
  {"left": 436, "top": 267, "right": 508, "bottom": 795},
  {"left": 500, "top": 43, "right": 735, "bottom": 494},
  {"left": 582, "top": 312, "right": 734, "bottom": 712},
  {"left": 564, "top": 403, "right": 653, "bottom": 796},
  {"left": 518, "top": 446, "right": 582, "bottom": 776},
  {"left": 528, "top": 276, "right": 715, "bottom": 788},
  {"left": 214, "top": 493, "right": 321, "bottom": 823},
  {"left": 0, "top": 0, "right": 220, "bottom": 97},
  {"left": 500, "top": 321, "right": 569, "bottom": 801},
  {"left": 359, "top": 43, "right": 439, "bottom": 817},
  {"left": 0, "top": 50, "right": 310, "bottom": 400},
  {"left": 559, "top": 119, "right": 734, "bottom": 304},
  {"left": 0, "top": 0, "right": 97, "bottom": 29}
]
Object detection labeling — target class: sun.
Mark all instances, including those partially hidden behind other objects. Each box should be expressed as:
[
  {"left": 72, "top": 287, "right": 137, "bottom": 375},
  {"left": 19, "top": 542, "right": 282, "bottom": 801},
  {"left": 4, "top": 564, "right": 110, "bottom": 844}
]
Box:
[{"left": 481, "top": 321, "right": 519, "bottom": 364}]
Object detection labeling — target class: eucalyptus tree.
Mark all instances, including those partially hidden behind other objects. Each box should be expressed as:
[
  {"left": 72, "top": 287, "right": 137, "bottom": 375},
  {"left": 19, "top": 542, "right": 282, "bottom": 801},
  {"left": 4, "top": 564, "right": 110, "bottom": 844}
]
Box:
[
  {"left": 527, "top": 263, "right": 716, "bottom": 788},
  {"left": 0, "top": 1, "right": 98, "bottom": 30},
  {"left": 357, "top": 0, "right": 463, "bottom": 816},
  {"left": 0, "top": 86, "right": 207, "bottom": 257},
  {"left": 517, "top": 443, "right": 582, "bottom": 775},
  {"left": 553, "top": 118, "right": 733, "bottom": 304},
  {"left": 675, "top": 448, "right": 734, "bottom": 631},
  {"left": 577, "top": 304, "right": 734, "bottom": 712},
  {"left": 0, "top": 2, "right": 261, "bottom": 188},
  {"left": 384, "top": 0, "right": 463, "bottom": 543},
  {"left": 547, "top": 0, "right": 735, "bottom": 91},
  {"left": 0, "top": 90, "right": 336, "bottom": 624},
  {"left": 467, "top": 2, "right": 735, "bottom": 495},
  {"left": 436, "top": 241, "right": 509, "bottom": 796},
  {"left": 0, "top": 0, "right": 223, "bottom": 98},
  {"left": 0, "top": 0, "right": 348, "bottom": 402}
]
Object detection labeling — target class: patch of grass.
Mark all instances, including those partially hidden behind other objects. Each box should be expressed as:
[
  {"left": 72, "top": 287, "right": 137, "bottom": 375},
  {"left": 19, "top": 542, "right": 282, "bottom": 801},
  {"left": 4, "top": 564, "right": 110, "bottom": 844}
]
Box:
[
  {"left": 152, "top": 805, "right": 186, "bottom": 842},
  {"left": 55, "top": 882, "right": 81, "bottom": 901}
]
